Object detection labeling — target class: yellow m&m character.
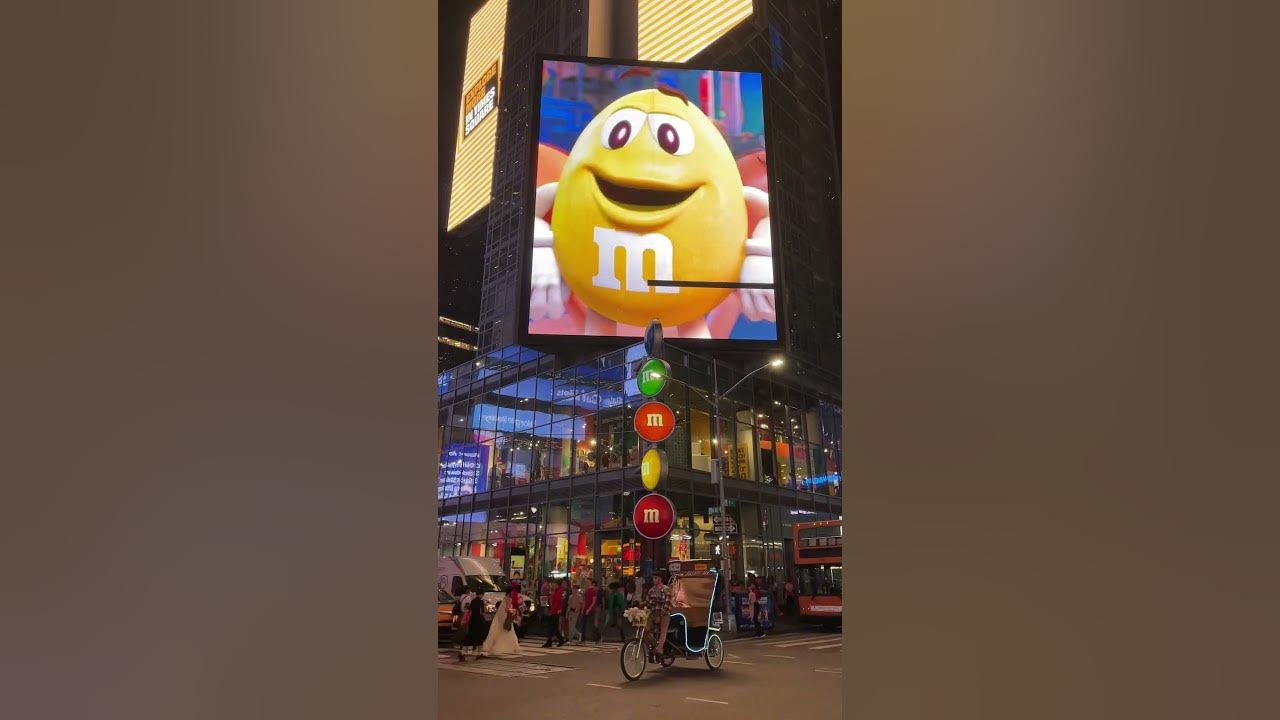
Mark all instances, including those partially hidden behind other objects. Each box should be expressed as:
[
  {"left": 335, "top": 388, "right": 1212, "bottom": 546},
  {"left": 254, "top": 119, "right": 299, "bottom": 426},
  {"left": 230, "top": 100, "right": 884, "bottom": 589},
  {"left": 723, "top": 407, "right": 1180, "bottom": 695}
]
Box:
[{"left": 529, "top": 87, "right": 774, "bottom": 337}]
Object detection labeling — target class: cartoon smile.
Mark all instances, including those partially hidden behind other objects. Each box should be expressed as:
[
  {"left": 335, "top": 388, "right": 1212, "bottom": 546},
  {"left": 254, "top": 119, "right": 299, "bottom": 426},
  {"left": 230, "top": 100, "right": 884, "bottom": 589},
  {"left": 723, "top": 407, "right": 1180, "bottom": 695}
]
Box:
[{"left": 589, "top": 169, "right": 704, "bottom": 226}]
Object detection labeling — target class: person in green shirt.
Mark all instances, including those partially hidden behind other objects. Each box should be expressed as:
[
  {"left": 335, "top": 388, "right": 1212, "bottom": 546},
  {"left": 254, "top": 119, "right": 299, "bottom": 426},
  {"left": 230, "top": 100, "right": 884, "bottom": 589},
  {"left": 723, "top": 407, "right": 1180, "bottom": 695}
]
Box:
[{"left": 599, "top": 581, "right": 627, "bottom": 642}]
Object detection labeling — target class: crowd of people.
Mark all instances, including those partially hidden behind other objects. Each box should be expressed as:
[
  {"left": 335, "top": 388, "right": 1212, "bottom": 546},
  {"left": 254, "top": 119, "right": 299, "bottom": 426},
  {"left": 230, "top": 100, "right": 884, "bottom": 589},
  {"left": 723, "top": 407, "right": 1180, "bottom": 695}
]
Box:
[
  {"left": 535, "top": 576, "right": 641, "bottom": 647},
  {"left": 448, "top": 570, "right": 802, "bottom": 661}
]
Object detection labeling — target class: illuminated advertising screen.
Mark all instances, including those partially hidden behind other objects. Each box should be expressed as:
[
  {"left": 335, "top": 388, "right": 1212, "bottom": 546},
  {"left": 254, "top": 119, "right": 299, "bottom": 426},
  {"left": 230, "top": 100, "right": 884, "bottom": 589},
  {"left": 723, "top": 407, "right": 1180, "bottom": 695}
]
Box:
[
  {"left": 521, "top": 56, "right": 782, "bottom": 347},
  {"left": 446, "top": 0, "right": 507, "bottom": 231},
  {"left": 438, "top": 443, "right": 490, "bottom": 499},
  {"left": 637, "top": 0, "right": 755, "bottom": 63}
]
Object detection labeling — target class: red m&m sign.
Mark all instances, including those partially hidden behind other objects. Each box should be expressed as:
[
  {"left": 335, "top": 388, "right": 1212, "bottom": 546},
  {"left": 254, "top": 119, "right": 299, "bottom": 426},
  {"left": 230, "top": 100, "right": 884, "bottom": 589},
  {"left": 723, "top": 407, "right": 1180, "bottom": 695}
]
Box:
[
  {"left": 633, "top": 492, "right": 676, "bottom": 540},
  {"left": 633, "top": 400, "right": 675, "bottom": 443}
]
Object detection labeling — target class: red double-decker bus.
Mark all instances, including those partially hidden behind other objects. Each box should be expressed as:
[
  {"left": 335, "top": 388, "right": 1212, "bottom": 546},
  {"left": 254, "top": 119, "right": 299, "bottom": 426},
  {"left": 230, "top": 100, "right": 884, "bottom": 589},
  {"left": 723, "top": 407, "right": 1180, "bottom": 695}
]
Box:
[{"left": 793, "top": 519, "right": 842, "bottom": 626}]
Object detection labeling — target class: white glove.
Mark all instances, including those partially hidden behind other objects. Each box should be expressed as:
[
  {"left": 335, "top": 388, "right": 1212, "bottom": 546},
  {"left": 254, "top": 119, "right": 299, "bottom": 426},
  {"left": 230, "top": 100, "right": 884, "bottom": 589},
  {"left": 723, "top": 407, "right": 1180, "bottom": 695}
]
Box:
[
  {"left": 739, "top": 255, "right": 775, "bottom": 323},
  {"left": 529, "top": 182, "right": 569, "bottom": 321},
  {"left": 530, "top": 244, "right": 571, "bottom": 321},
  {"left": 739, "top": 187, "right": 776, "bottom": 323}
]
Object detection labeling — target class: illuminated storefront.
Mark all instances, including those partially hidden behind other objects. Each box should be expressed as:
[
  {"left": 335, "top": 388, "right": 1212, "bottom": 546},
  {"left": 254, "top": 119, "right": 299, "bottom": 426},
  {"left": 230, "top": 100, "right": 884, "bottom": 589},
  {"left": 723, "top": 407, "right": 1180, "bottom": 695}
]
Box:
[{"left": 437, "top": 343, "right": 842, "bottom": 587}]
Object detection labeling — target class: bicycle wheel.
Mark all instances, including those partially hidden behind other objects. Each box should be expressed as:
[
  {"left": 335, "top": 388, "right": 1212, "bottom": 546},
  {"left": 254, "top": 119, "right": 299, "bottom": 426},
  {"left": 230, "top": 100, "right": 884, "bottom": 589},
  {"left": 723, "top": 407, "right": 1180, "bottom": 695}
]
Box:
[
  {"left": 620, "top": 639, "right": 646, "bottom": 681},
  {"left": 704, "top": 633, "right": 724, "bottom": 670}
]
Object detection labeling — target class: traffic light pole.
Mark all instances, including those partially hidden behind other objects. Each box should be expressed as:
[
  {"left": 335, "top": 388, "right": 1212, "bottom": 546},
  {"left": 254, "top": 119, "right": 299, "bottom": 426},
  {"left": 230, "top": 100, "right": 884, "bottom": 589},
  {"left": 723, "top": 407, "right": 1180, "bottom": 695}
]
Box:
[
  {"left": 709, "top": 358, "right": 781, "bottom": 634},
  {"left": 711, "top": 455, "right": 734, "bottom": 631}
]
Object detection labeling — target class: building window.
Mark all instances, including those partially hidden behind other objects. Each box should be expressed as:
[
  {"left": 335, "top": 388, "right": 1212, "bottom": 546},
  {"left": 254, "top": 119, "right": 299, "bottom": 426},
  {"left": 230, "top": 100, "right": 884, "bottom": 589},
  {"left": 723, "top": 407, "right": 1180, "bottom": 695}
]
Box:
[{"left": 466, "top": 511, "right": 490, "bottom": 558}]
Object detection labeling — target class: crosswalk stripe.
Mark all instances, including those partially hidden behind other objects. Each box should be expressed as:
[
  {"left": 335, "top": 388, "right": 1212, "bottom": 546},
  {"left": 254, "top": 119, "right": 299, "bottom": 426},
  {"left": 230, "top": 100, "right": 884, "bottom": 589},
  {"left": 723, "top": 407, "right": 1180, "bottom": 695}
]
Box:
[
  {"left": 729, "top": 631, "right": 820, "bottom": 645},
  {"left": 809, "top": 642, "right": 842, "bottom": 650},
  {"left": 437, "top": 657, "right": 573, "bottom": 677},
  {"left": 439, "top": 663, "right": 555, "bottom": 678},
  {"left": 772, "top": 636, "right": 842, "bottom": 648},
  {"left": 517, "top": 641, "right": 612, "bottom": 653},
  {"left": 757, "top": 634, "right": 824, "bottom": 646}
]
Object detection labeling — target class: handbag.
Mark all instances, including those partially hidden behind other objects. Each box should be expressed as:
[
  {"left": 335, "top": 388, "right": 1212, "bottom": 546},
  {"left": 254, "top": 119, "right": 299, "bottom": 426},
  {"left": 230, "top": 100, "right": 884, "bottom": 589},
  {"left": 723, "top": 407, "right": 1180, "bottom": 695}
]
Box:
[{"left": 503, "top": 612, "right": 516, "bottom": 631}]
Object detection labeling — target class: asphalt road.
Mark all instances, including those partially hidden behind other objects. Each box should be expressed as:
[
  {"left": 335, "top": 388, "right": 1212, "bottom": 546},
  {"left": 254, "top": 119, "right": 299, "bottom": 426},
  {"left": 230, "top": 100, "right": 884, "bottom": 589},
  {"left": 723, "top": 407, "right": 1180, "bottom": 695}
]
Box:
[{"left": 437, "top": 627, "right": 842, "bottom": 716}]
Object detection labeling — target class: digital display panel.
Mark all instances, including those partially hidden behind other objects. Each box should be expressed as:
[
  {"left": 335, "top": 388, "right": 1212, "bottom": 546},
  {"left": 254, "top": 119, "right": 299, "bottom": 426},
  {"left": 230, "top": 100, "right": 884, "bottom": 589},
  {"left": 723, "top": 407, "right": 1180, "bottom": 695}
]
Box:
[
  {"left": 446, "top": 0, "right": 507, "bottom": 231},
  {"left": 637, "top": 0, "right": 754, "bottom": 63},
  {"left": 523, "top": 57, "right": 781, "bottom": 346},
  {"left": 438, "top": 443, "right": 491, "bottom": 499}
]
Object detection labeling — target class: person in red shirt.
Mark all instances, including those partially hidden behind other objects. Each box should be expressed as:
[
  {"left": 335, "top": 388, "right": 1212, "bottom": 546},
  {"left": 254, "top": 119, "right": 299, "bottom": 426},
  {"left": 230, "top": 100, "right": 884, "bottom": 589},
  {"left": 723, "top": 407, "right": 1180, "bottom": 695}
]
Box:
[
  {"left": 581, "top": 578, "right": 600, "bottom": 642},
  {"left": 541, "top": 578, "right": 567, "bottom": 647}
]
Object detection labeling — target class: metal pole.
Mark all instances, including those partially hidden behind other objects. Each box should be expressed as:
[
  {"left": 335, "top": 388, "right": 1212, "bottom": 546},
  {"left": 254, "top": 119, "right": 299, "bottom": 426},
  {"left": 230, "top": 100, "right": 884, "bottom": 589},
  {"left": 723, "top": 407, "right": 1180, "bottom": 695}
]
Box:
[{"left": 712, "top": 362, "right": 734, "bottom": 632}]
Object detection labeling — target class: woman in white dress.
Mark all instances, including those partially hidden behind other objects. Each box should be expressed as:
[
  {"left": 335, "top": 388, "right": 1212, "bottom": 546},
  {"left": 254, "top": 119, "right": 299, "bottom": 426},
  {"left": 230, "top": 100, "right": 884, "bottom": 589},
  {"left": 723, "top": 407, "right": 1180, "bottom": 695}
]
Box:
[{"left": 480, "top": 587, "right": 523, "bottom": 657}]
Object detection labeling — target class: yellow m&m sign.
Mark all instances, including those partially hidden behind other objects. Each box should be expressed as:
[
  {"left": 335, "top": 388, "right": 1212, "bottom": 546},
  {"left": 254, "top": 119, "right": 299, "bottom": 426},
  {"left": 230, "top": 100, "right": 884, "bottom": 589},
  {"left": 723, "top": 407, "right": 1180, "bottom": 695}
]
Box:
[{"left": 641, "top": 447, "right": 668, "bottom": 491}]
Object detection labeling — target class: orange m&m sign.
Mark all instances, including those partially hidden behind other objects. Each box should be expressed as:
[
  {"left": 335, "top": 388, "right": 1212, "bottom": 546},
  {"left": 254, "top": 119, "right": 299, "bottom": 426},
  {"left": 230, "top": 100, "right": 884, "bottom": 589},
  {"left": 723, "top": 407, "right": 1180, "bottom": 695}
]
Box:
[{"left": 633, "top": 401, "right": 675, "bottom": 443}]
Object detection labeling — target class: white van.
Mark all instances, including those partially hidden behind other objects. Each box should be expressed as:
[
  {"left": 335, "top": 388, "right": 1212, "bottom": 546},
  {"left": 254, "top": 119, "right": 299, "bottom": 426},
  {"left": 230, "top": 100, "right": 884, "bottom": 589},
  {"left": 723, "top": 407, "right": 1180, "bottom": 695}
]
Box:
[{"left": 437, "top": 556, "right": 531, "bottom": 630}]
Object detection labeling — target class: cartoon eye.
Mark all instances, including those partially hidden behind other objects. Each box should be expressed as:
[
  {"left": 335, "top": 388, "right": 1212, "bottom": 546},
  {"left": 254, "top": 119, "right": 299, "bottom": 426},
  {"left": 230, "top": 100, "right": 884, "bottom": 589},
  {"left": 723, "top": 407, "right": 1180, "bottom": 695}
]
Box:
[
  {"left": 600, "top": 108, "right": 647, "bottom": 150},
  {"left": 647, "top": 113, "right": 695, "bottom": 156}
]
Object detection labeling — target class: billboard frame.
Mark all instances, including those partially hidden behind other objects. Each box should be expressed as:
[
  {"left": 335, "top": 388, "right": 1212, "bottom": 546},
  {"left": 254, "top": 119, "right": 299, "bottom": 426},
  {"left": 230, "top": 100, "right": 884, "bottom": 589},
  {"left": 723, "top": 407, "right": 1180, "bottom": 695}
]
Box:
[{"left": 517, "top": 53, "right": 789, "bottom": 355}]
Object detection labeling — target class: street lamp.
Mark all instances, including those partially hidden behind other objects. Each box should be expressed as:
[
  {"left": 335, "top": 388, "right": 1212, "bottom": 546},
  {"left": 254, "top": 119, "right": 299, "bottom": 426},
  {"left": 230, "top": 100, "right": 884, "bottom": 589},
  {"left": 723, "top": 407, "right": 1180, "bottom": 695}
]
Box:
[
  {"left": 707, "top": 356, "right": 783, "bottom": 631},
  {"left": 642, "top": 352, "right": 784, "bottom": 631}
]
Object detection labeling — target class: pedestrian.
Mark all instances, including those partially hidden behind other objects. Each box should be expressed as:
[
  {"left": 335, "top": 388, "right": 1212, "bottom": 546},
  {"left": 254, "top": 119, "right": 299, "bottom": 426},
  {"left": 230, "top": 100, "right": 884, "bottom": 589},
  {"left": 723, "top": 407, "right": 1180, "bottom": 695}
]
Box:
[
  {"left": 784, "top": 576, "right": 796, "bottom": 616},
  {"left": 565, "top": 584, "right": 584, "bottom": 644},
  {"left": 541, "top": 578, "right": 566, "bottom": 647},
  {"left": 624, "top": 578, "right": 638, "bottom": 608},
  {"left": 460, "top": 587, "right": 488, "bottom": 660},
  {"left": 449, "top": 591, "right": 469, "bottom": 656},
  {"left": 582, "top": 578, "right": 600, "bottom": 642},
  {"left": 749, "top": 578, "right": 765, "bottom": 638},
  {"left": 452, "top": 586, "right": 477, "bottom": 648},
  {"left": 538, "top": 576, "right": 552, "bottom": 627},
  {"left": 601, "top": 581, "right": 626, "bottom": 642},
  {"left": 480, "top": 585, "right": 523, "bottom": 657}
]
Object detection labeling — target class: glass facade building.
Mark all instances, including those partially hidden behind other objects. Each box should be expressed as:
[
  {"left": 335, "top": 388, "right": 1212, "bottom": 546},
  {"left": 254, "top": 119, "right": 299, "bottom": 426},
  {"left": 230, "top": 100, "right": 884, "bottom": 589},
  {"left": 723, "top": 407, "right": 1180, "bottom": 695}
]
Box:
[{"left": 438, "top": 343, "right": 841, "bottom": 589}]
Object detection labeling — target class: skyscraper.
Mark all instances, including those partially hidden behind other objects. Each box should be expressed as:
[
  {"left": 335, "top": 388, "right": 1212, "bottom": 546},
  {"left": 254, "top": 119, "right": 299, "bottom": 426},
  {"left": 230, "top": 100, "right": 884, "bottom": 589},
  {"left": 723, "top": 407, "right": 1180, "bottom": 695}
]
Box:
[
  {"left": 477, "top": 1, "right": 590, "bottom": 353},
  {"left": 684, "top": 0, "right": 842, "bottom": 380}
]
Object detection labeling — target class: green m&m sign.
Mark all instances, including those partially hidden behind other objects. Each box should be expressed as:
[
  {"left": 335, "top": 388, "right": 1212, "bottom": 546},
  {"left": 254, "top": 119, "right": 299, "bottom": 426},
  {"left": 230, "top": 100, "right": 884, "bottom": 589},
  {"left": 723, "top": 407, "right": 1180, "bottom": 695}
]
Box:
[{"left": 637, "top": 358, "right": 670, "bottom": 398}]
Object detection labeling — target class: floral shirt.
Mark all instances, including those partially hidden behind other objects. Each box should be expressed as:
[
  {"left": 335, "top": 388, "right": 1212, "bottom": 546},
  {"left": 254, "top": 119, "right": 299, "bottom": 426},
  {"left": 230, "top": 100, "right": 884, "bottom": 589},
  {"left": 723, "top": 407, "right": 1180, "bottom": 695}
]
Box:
[{"left": 645, "top": 583, "right": 673, "bottom": 615}]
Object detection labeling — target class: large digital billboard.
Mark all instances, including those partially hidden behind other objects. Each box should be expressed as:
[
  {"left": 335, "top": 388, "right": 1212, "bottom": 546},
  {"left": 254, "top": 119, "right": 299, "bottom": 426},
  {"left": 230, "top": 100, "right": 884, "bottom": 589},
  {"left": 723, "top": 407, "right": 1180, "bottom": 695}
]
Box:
[
  {"left": 522, "top": 57, "right": 781, "bottom": 346},
  {"left": 446, "top": 0, "right": 507, "bottom": 231},
  {"left": 637, "top": 0, "right": 754, "bottom": 63}
]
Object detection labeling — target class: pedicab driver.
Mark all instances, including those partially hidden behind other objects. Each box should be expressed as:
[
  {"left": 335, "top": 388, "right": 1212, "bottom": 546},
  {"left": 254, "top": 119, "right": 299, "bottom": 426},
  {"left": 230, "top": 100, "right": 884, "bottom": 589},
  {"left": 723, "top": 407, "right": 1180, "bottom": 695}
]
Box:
[{"left": 645, "top": 570, "right": 675, "bottom": 654}]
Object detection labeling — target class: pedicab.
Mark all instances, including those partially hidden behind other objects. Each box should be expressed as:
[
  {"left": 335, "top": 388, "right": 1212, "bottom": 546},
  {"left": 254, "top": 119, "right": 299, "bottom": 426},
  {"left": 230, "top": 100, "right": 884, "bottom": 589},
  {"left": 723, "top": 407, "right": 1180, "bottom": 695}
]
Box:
[{"left": 620, "top": 560, "right": 725, "bottom": 681}]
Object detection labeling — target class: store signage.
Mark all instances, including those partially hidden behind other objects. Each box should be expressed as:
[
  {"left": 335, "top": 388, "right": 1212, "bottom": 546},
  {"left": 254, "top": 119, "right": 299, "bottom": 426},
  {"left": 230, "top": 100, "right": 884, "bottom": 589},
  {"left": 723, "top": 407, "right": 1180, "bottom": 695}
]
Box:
[
  {"left": 640, "top": 447, "right": 668, "bottom": 491},
  {"left": 636, "top": 358, "right": 669, "bottom": 398},
  {"left": 632, "top": 492, "right": 677, "bottom": 540},
  {"left": 551, "top": 384, "right": 626, "bottom": 409},
  {"left": 438, "top": 443, "right": 491, "bottom": 499},
  {"left": 470, "top": 404, "right": 573, "bottom": 436},
  {"left": 633, "top": 400, "right": 676, "bottom": 442},
  {"left": 463, "top": 61, "right": 499, "bottom": 137}
]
